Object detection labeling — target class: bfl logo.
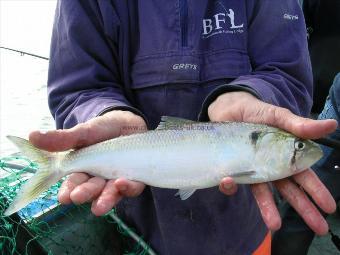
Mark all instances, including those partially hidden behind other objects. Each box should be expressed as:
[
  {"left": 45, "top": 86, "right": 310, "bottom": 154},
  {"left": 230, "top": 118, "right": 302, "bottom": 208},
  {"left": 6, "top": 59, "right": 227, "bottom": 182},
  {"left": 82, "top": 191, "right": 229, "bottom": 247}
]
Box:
[{"left": 202, "top": 2, "right": 244, "bottom": 39}]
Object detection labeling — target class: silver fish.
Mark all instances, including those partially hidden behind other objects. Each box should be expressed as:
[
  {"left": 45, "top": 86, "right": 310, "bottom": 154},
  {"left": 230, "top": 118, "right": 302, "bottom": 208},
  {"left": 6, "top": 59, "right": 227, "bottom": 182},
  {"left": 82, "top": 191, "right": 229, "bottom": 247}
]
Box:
[{"left": 4, "top": 116, "right": 323, "bottom": 216}]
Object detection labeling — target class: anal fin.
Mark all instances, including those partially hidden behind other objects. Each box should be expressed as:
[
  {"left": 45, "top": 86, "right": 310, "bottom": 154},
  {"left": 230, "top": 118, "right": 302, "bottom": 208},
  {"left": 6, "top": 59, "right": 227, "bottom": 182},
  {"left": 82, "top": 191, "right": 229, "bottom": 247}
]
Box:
[{"left": 175, "top": 189, "right": 196, "bottom": 200}]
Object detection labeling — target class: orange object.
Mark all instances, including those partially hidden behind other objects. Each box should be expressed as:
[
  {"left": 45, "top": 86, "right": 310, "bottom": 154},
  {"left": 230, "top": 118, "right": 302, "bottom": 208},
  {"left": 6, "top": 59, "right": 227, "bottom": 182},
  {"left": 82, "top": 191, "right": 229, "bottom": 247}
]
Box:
[{"left": 252, "top": 232, "right": 271, "bottom": 255}]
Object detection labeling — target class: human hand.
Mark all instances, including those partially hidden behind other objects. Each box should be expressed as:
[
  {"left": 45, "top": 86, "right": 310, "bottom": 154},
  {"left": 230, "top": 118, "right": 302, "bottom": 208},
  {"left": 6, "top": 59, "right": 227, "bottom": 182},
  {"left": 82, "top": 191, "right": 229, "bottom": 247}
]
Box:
[
  {"left": 208, "top": 91, "right": 338, "bottom": 235},
  {"left": 29, "top": 110, "right": 147, "bottom": 216}
]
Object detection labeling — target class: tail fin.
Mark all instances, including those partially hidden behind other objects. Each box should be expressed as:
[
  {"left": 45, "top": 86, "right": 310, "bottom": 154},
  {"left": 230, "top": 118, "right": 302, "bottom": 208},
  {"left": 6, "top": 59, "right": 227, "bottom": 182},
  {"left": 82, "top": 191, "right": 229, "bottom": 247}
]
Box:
[{"left": 4, "top": 136, "right": 64, "bottom": 216}]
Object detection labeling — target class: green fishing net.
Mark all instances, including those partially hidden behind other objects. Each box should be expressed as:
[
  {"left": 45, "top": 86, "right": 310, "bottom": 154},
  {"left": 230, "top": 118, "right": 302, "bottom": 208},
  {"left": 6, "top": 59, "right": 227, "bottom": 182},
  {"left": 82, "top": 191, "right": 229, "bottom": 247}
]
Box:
[{"left": 0, "top": 156, "right": 155, "bottom": 255}]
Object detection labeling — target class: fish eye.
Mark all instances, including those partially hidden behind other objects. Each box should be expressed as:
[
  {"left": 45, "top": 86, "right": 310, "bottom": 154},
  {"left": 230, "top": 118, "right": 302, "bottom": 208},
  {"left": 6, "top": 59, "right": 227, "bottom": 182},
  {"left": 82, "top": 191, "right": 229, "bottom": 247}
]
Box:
[{"left": 294, "top": 140, "right": 305, "bottom": 151}]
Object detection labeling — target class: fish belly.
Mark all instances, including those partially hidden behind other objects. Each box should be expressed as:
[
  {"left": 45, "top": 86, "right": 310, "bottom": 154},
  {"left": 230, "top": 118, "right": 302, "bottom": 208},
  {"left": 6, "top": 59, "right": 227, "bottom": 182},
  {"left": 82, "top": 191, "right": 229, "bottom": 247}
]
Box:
[{"left": 65, "top": 131, "right": 224, "bottom": 189}]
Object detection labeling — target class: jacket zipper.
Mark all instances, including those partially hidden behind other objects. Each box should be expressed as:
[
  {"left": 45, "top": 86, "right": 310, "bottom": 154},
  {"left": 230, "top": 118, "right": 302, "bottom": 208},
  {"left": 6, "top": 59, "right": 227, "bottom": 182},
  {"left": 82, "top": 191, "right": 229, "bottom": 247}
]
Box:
[{"left": 180, "top": 0, "right": 188, "bottom": 47}]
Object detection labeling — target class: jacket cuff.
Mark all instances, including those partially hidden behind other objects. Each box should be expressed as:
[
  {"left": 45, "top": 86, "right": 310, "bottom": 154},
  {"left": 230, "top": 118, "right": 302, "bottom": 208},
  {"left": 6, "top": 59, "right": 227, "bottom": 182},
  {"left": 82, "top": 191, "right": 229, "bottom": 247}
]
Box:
[
  {"left": 98, "top": 105, "right": 150, "bottom": 128},
  {"left": 198, "top": 84, "right": 261, "bottom": 121},
  {"left": 62, "top": 98, "right": 149, "bottom": 129}
]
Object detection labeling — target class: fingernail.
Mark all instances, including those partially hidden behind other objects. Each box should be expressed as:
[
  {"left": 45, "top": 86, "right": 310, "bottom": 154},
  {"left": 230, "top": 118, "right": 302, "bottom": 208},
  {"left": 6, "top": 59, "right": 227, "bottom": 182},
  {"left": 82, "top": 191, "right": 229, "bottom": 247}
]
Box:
[
  {"left": 39, "top": 130, "right": 48, "bottom": 134},
  {"left": 223, "top": 183, "right": 234, "bottom": 190},
  {"left": 92, "top": 200, "right": 108, "bottom": 216},
  {"left": 96, "top": 200, "right": 106, "bottom": 210}
]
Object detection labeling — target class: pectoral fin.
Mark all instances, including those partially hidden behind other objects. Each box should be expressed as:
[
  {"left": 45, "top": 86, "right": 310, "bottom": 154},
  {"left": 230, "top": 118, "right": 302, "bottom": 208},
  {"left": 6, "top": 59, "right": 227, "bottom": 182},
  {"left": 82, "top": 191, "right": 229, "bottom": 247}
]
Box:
[
  {"left": 175, "top": 189, "right": 197, "bottom": 200},
  {"left": 228, "top": 170, "right": 256, "bottom": 178}
]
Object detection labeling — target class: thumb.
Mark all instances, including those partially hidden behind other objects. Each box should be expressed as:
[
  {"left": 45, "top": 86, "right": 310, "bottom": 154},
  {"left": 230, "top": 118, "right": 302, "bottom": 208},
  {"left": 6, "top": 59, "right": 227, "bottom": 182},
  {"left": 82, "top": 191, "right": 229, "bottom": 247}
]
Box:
[
  {"left": 209, "top": 92, "right": 337, "bottom": 139},
  {"left": 254, "top": 104, "right": 337, "bottom": 139},
  {"left": 29, "top": 122, "right": 95, "bottom": 152},
  {"left": 29, "top": 111, "right": 147, "bottom": 152}
]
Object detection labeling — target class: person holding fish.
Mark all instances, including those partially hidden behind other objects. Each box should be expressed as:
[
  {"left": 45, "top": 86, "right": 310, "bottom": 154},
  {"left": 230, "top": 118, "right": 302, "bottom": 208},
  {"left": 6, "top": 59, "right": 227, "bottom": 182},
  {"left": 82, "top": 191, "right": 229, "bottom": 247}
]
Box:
[
  {"left": 272, "top": 0, "right": 340, "bottom": 253},
  {"left": 6, "top": 0, "right": 339, "bottom": 254}
]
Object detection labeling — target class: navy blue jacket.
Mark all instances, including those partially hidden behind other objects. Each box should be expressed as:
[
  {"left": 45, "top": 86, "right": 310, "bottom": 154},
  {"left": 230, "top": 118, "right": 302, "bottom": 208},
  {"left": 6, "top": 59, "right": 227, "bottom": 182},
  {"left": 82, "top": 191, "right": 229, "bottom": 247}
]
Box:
[{"left": 48, "top": 1, "right": 312, "bottom": 254}]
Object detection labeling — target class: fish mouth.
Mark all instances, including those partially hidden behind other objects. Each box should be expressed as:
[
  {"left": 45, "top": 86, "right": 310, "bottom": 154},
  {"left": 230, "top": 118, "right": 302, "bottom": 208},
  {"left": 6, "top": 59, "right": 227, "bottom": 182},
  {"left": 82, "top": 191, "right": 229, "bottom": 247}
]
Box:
[
  {"left": 308, "top": 142, "right": 324, "bottom": 164},
  {"left": 292, "top": 145, "right": 324, "bottom": 173},
  {"left": 313, "top": 146, "right": 324, "bottom": 162}
]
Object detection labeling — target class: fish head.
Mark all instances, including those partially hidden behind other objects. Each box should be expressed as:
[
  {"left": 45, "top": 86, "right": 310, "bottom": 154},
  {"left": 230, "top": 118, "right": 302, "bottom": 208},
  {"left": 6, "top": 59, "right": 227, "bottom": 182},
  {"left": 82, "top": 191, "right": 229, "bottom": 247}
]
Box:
[
  {"left": 252, "top": 129, "right": 323, "bottom": 181},
  {"left": 288, "top": 138, "right": 323, "bottom": 173}
]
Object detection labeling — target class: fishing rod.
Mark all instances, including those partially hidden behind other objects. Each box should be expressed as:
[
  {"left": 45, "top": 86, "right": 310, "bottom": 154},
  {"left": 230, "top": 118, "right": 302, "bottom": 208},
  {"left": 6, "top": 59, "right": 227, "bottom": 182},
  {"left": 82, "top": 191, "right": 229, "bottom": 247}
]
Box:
[{"left": 0, "top": 46, "right": 49, "bottom": 60}]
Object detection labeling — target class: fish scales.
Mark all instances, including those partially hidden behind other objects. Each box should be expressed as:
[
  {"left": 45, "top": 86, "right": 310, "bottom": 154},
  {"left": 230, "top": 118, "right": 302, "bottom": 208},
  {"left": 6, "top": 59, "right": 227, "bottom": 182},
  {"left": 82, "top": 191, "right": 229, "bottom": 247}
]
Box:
[{"left": 61, "top": 129, "right": 220, "bottom": 187}]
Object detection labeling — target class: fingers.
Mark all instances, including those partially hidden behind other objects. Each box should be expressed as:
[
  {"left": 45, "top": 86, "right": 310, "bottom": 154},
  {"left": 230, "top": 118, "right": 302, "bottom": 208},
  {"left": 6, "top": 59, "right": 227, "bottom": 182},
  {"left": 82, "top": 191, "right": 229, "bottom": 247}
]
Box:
[
  {"left": 58, "top": 174, "right": 145, "bottom": 216},
  {"left": 221, "top": 178, "right": 282, "bottom": 231},
  {"left": 274, "top": 178, "right": 329, "bottom": 235},
  {"left": 29, "top": 123, "right": 93, "bottom": 151},
  {"left": 91, "top": 179, "right": 145, "bottom": 216},
  {"left": 208, "top": 91, "right": 337, "bottom": 139},
  {"left": 114, "top": 178, "right": 145, "bottom": 197},
  {"left": 58, "top": 173, "right": 90, "bottom": 204},
  {"left": 241, "top": 101, "right": 337, "bottom": 139},
  {"left": 29, "top": 111, "right": 147, "bottom": 152},
  {"left": 91, "top": 180, "right": 122, "bottom": 216},
  {"left": 70, "top": 177, "right": 106, "bottom": 204},
  {"left": 256, "top": 104, "right": 337, "bottom": 139},
  {"left": 219, "top": 177, "right": 238, "bottom": 195},
  {"left": 293, "top": 169, "right": 336, "bottom": 214},
  {"left": 251, "top": 183, "right": 282, "bottom": 231}
]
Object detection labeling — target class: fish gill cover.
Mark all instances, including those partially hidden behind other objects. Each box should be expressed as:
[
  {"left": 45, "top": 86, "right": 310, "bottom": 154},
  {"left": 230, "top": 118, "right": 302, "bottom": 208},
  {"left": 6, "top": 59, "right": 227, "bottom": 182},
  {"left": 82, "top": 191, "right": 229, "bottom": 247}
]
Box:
[{"left": 0, "top": 156, "right": 155, "bottom": 255}]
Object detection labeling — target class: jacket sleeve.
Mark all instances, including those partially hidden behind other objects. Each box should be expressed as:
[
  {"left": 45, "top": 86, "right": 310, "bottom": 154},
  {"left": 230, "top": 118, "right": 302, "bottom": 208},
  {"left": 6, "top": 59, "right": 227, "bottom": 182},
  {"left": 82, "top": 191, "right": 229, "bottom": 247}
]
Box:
[
  {"left": 200, "top": 0, "right": 313, "bottom": 120},
  {"left": 48, "top": 0, "right": 143, "bottom": 129}
]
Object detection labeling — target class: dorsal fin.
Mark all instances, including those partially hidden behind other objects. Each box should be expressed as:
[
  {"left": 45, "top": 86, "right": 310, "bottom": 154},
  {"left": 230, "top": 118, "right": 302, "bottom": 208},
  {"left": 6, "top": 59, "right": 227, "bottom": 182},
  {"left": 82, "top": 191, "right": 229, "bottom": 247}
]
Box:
[{"left": 156, "top": 116, "right": 196, "bottom": 130}]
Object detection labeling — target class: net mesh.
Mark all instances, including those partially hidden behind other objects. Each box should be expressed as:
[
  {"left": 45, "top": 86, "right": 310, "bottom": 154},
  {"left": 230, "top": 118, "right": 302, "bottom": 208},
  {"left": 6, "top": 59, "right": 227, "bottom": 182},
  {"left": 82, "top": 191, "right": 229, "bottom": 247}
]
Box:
[{"left": 0, "top": 156, "right": 155, "bottom": 255}]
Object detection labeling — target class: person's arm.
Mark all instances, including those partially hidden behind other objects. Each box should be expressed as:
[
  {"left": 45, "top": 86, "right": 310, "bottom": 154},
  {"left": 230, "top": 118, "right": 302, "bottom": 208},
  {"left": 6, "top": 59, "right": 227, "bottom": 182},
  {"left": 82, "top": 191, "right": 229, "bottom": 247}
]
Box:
[
  {"left": 44, "top": 0, "right": 146, "bottom": 216},
  {"left": 200, "top": 0, "right": 312, "bottom": 120},
  {"left": 48, "top": 0, "right": 145, "bottom": 129},
  {"left": 205, "top": 0, "right": 338, "bottom": 235}
]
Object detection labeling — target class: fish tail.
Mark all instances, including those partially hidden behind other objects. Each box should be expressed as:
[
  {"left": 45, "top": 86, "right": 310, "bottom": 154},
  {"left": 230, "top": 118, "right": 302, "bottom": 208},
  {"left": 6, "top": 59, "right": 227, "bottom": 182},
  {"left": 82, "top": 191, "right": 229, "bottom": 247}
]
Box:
[{"left": 4, "top": 135, "right": 64, "bottom": 216}]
